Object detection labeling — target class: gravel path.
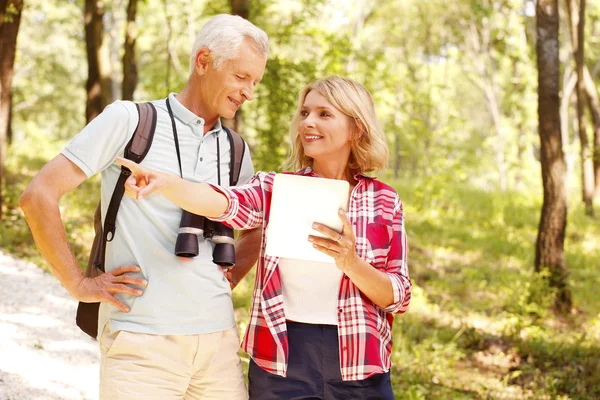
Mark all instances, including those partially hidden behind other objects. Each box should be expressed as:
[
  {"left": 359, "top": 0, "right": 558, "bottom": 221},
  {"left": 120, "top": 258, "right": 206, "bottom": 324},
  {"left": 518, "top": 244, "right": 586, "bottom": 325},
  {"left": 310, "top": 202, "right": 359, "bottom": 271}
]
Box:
[{"left": 0, "top": 251, "right": 99, "bottom": 400}]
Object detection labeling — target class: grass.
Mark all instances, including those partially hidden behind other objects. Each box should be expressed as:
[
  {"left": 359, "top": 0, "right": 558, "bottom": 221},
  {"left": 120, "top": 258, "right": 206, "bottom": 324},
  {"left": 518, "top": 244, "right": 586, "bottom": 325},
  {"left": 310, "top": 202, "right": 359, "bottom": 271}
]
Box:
[
  {"left": 2, "top": 141, "right": 599, "bottom": 399},
  {"left": 387, "top": 178, "right": 600, "bottom": 399}
]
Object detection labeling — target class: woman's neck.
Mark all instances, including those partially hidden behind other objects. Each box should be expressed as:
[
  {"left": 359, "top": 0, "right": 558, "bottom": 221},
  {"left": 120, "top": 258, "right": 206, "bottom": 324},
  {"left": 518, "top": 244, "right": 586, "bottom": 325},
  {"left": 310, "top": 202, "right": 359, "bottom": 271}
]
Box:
[{"left": 312, "top": 159, "right": 356, "bottom": 184}]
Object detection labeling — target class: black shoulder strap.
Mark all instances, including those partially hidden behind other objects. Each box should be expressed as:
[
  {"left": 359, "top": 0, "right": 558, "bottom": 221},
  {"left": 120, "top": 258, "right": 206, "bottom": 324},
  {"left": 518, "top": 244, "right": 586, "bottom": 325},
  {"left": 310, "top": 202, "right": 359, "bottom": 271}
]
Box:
[
  {"left": 95, "top": 102, "right": 157, "bottom": 270},
  {"left": 222, "top": 125, "right": 246, "bottom": 186},
  {"left": 125, "top": 103, "right": 157, "bottom": 162}
]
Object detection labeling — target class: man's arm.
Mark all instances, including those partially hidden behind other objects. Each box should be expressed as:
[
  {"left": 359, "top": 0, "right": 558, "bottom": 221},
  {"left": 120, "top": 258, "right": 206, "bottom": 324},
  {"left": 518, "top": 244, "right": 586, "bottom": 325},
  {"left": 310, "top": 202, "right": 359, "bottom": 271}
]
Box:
[
  {"left": 19, "top": 155, "right": 146, "bottom": 312},
  {"left": 227, "top": 228, "right": 262, "bottom": 289}
]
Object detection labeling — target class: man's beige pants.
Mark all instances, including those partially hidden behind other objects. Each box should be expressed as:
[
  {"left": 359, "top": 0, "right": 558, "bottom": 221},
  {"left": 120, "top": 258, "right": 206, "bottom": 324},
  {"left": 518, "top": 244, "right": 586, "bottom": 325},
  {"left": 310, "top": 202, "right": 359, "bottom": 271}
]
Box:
[{"left": 99, "top": 323, "right": 248, "bottom": 399}]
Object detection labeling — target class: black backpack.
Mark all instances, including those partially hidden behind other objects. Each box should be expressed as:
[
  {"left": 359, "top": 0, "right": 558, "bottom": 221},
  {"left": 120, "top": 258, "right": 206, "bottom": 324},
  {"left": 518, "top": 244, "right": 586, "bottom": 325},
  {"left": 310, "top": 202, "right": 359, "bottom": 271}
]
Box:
[{"left": 76, "top": 102, "right": 246, "bottom": 339}]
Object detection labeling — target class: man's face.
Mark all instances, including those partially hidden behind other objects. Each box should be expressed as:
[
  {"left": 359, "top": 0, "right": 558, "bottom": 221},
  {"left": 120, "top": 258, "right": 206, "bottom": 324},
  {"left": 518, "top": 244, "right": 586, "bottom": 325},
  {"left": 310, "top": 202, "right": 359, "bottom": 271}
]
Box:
[{"left": 199, "top": 38, "right": 267, "bottom": 120}]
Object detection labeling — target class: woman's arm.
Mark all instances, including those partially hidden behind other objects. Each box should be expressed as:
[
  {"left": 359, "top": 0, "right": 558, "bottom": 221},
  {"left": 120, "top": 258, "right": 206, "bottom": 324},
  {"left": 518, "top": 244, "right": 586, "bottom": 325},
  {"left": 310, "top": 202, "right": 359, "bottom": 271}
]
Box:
[
  {"left": 379, "top": 200, "right": 411, "bottom": 314},
  {"left": 117, "top": 157, "right": 228, "bottom": 217},
  {"left": 337, "top": 249, "right": 395, "bottom": 309},
  {"left": 116, "top": 157, "right": 267, "bottom": 231},
  {"left": 310, "top": 209, "right": 395, "bottom": 309},
  {"left": 310, "top": 201, "right": 411, "bottom": 312}
]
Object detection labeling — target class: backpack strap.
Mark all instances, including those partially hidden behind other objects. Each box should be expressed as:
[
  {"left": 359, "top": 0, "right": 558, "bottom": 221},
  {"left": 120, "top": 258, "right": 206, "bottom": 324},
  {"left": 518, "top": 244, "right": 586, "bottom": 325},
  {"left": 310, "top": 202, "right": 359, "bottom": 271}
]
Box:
[
  {"left": 95, "top": 102, "right": 157, "bottom": 271},
  {"left": 222, "top": 125, "right": 246, "bottom": 186},
  {"left": 125, "top": 103, "right": 157, "bottom": 163},
  {"left": 78, "top": 102, "right": 157, "bottom": 339}
]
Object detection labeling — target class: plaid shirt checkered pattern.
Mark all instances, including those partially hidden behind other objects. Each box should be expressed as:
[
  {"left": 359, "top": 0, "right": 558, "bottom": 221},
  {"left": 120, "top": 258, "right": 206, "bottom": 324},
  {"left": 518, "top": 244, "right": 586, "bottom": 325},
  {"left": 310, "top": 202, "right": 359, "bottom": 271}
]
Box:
[{"left": 211, "top": 167, "right": 411, "bottom": 381}]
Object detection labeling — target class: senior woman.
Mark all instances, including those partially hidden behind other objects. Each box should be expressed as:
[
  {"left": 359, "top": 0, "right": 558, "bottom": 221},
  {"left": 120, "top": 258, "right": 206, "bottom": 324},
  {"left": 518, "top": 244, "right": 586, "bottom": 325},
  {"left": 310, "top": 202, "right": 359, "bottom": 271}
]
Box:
[{"left": 118, "top": 76, "right": 411, "bottom": 399}]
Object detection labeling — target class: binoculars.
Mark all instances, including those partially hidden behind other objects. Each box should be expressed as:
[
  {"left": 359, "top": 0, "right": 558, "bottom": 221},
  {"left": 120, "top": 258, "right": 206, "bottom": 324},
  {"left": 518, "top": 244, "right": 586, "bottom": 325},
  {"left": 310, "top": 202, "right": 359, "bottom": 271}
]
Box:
[{"left": 175, "top": 211, "right": 235, "bottom": 268}]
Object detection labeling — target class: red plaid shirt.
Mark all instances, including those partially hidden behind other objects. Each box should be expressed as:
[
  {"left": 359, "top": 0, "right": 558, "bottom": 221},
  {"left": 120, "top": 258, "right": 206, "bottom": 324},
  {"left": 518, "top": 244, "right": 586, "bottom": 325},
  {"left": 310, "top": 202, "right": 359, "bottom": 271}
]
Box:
[{"left": 211, "top": 167, "right": 411, "bottom": 381}]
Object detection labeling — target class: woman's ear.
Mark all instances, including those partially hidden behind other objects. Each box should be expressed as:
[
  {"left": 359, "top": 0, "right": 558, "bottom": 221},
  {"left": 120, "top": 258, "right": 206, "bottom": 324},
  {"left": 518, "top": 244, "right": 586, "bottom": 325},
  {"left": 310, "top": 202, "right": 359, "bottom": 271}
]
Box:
[{"left": 353, "top": 118, "right": 366, "bottom": 141}]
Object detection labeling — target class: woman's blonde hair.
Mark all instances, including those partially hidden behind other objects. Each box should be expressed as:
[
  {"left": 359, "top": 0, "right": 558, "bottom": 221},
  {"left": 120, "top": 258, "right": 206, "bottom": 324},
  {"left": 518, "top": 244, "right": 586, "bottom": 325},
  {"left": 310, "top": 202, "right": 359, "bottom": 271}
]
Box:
[{"left": 285, "top": 76, "right": 388, "bottom": 174}]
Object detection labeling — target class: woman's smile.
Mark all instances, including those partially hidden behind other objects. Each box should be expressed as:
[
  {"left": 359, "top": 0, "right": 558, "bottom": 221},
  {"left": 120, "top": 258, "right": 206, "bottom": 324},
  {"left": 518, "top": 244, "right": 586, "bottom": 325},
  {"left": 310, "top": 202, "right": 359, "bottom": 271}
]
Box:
[{"left": 304, "top": 134, "right": 323, "bottom": 142}]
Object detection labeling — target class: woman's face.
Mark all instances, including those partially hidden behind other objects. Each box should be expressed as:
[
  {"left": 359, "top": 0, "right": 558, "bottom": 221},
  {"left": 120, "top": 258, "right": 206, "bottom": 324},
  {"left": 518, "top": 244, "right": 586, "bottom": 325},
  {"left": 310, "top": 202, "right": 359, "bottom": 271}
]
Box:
[{"left": 298, "top": 91, "right": 355, "bottom": 164}]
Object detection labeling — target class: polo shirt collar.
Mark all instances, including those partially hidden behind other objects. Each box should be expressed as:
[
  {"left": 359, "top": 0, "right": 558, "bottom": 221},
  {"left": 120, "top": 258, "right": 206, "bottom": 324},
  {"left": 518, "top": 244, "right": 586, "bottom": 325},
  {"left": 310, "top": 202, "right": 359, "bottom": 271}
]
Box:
[{"left": 167, "top": 93, "right": 223, "bottom": 134}]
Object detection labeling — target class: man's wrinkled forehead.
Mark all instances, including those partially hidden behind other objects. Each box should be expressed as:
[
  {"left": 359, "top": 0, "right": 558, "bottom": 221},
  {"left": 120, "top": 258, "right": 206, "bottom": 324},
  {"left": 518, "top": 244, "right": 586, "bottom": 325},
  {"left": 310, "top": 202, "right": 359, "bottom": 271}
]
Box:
[{"left": 227, "top": 46, "right": 267, "bottom": 80}]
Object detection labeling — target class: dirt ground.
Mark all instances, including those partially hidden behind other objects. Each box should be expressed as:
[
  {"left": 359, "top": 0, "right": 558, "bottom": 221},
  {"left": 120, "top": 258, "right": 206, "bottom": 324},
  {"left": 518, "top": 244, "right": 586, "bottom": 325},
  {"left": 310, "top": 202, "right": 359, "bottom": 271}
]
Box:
[{"left": 0, "top": 250, "right": 99, "bottom": 400}]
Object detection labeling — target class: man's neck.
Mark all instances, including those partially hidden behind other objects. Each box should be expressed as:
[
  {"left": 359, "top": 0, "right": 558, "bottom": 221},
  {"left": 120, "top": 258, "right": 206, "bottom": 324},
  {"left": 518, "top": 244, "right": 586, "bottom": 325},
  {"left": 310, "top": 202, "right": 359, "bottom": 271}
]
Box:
[{"left": 175, "top": 85, "right": 219, "bottom": 135}]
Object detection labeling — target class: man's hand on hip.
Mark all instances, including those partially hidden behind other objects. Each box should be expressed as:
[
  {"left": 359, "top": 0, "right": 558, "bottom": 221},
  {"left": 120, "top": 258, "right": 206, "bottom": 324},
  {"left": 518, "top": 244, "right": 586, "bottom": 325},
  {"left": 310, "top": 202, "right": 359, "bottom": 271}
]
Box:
[{"left": 73, "top": 265, "right": 147, "bottom": 312}]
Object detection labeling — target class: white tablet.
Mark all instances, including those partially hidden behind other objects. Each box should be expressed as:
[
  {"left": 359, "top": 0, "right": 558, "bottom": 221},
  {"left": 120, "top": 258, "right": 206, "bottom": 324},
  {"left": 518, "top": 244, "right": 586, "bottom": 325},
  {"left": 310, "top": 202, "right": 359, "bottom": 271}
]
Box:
[{"left": 265, "top": 173, "right": 350, "bottom": 262}]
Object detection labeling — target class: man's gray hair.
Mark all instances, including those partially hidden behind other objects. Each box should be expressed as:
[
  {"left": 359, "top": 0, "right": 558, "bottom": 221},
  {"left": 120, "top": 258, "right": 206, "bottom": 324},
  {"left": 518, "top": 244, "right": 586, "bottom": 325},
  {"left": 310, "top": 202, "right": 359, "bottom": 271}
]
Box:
[{"left": 190, "top": 14, "right": 269, "bottom": 72}]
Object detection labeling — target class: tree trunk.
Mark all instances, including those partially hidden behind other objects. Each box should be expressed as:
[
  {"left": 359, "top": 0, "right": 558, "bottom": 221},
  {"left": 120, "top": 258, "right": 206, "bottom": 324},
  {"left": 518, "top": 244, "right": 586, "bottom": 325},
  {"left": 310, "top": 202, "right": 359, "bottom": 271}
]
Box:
[
  {"left": 229, "top": 0, "right": 249, "bottom": 134},
  {"left": 84, "top": 0, "right": 106, "bottom": 122},
  {"left": 515, "top": 125, "right": 525, "bottom": 189},
  {"left": 163, "top": 0, "right": 171, "bottom": 92},
  {"left": 184, "top": 0, "right": 195, "bottom": 47},
  {"left": 535, "top": 0, "right": 572, "bottom": 314},
  {"left": 108, "top": 2, "right": 122, "bottom": 101},
  {"left": 345, "top": 1, "right": 373, "bottom": 74},
  {"left": 514, "top": 62, "right": 525, "bottom": 190},
  {"left": 560, "top": 68, "right": 578, "bottom": 192},
  {"left": 161, "top": 0, "right": 185, "bottom": 93},
  {"left": 122, "top": 0, "right": 139, "bottom": 100},
  {"left": 230, "top": 0, "right": 249, "bottom": 19},
  {"left": 463, "top": 20, "right": 507, "bottom": 191},
  {"left": 513, "top": 31, "right": 527, "bottom": 191},
  {"left": 7, "top": 91, "right": 13, "bottom": 145},
  {"left": 583, "top": 67, "right": 600, "bottom": 196},
  {"left": 560, "top": 70, "right": 576, "bottom": 151},
  {"left": 485, "top": 82, "right": 507, "bottom": 191},
  {"left": 0, "top": 0, "right": 24, "bottom": 218},
  {"left": 567, "top": 0, "right": 595, "bottom": 215},
  {"left": 593, "top": 116, "right": 600, "bottom": 197}
]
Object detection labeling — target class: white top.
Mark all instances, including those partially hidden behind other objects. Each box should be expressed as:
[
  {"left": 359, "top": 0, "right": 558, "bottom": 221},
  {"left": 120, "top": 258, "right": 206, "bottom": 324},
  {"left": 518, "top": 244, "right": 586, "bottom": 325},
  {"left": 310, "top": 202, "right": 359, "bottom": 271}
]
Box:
[
  {"left": 62, "top": 94, "right": 255, "bottom": 338},
  {"left": 278, "top": 258, "right": 343, "bottom": 325}
]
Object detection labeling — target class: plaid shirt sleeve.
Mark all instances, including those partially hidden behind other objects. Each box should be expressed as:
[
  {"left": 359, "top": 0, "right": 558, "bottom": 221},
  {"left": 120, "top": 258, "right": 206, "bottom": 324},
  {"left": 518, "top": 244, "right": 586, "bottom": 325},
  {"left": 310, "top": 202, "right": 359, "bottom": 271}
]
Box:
[
  {"left": 381, "top": 197, "right": 411, "bottom": 314},
  {"left": 208, "top": 171, "right": 271, "bottom": 229}
]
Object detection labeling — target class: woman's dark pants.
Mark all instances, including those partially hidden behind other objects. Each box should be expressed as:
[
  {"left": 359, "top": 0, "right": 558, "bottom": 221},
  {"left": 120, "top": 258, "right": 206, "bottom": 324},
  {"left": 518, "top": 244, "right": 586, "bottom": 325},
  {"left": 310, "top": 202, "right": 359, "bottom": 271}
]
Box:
[{"left": 248, "top": 321, "right": 394, "bottom": 399}]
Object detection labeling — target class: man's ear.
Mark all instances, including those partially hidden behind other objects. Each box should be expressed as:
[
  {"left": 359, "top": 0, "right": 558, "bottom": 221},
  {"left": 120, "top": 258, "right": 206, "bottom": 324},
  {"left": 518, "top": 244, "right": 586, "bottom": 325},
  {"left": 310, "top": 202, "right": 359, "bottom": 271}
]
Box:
[{"left": 193, "top": 48, "right": 212, "bottom": 75}]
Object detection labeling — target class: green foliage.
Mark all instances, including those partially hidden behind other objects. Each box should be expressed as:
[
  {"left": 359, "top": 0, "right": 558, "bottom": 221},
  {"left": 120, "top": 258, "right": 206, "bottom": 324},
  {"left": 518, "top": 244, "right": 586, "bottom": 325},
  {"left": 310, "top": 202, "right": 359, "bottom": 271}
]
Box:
[
  {"left": 245, "top": 55, "right": 317, "bottom": 170},
  {"left": 391, "top": 177, "right": 600, "bottom": 398},
  {"left": 1, "top": 133, "right": 99, "bottom": 269},
  {"left": 3, "top": 2, "right": 21, "bottom": 23},
  {"left": 12, "top": 0, "right": 86, "bottom": 142},
  {"left": 8, "top": 0, "right": 548, "bottom": 188}
]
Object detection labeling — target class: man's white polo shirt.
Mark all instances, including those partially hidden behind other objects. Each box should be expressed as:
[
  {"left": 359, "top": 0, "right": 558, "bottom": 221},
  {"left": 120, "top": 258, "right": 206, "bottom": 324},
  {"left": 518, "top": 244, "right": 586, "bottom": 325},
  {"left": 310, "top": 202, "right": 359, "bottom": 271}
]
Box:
[{"left": 62, "top": 93, "right": 254, "bottom": 337}]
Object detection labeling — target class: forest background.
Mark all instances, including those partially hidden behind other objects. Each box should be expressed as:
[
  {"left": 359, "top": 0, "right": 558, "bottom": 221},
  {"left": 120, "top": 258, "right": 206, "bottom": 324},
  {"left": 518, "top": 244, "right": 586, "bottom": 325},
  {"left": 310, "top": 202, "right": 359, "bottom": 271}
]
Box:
[{"left": 1, "top": 0, "right": 599, "bottom": 398}]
